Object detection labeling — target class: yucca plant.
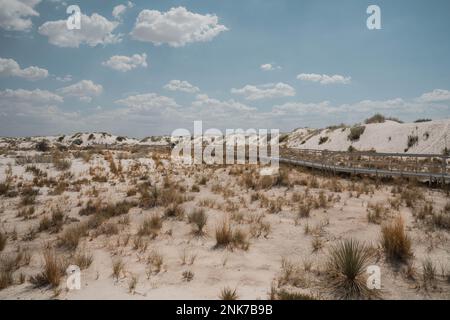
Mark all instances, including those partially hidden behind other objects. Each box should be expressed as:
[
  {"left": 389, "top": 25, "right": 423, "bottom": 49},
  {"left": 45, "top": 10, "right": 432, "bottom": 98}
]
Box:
[
  {"left": 327, "top": 239, "right": 374, "bottom": 299},
  {"left": 219, "top": 286, "right": 238, "bottom": 300}
]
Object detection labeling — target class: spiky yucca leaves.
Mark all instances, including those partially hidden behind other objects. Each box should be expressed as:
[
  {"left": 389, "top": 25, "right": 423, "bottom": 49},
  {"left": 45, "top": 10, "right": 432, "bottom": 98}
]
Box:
[
  {"left": 219, "top": 286, "right": 238, "bottom": 300},
  {"left": 327, "top": 239, "right": 375, "bottom": 300}
]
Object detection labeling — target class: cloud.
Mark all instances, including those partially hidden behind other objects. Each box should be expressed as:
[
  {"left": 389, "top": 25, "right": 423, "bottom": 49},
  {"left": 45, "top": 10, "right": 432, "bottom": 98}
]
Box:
[
  {"left": 0, "top": 88, "right": 63, "bottom": 105},
  {"left": 231, "top": 82, "right": 296, "bottom": 100},
  {"left": 164, "top": 80, "right": 199, "bottom": 93},
  {"left": 55, "top": 74, "right": 72, "bottom": 82},
  {"left": 0, "top": 57, "right": 48, "bottom": 80},
  {"left": 418, "top": 89, "right": 450, "bottom": 103},
  {"left": 192, "top": 94, "right": 256, "bottom": 112},
  {"left": 112, "top": 2, "right": 134, "bottom": 20},
  {"left": 38, "top": 13, "right": 121, "bottom": 47},
  {"left": 297, "top": 73, "right": 351, "bottom": 85},
  {"left": 260, "top": 63, "right": 281, "bottom": 71},
  {"left": 102, "top": 53, "right": 147, "bottom": 72},
  {"left": 57, "top": 80, "right": 102, "bottom": 102},
  {"left": 0, "top": 0, "right": 40, "bottom": 31},
  {"left": 130, "top": 6, "right": 228, "bottom": 47},
  {"left": 115, "top": 93, "right": 180, "bottom": 113}
]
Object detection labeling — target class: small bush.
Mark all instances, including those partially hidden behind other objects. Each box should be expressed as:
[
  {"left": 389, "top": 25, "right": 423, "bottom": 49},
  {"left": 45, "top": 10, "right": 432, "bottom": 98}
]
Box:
[
  {"left": 164, "top": 204, "right": 185, "bottom": 220},
  {"left": 29, "top": 250, "right": 64, "bottom": 288},
  {"left": 365, "top": 114, "right": 385, "bottom": 124},
  {"left": 380, "top": 217, "right": 413, "bottom": 263},
  {"left": 318, "top": 136, "right": 329, "bottom": 145},
  {"left": 36, "top": 140, "right": 50, "bottom": 152},
  {"left": 112, "top": 258, "right": 125, "bottom": 280},
  {"left": 407, "top": 135, "right": 419, "bottom": 149},
  {"left": 188, "top": 208, "right": 208, "bottom": 235},
  {"left": 219, "top": 287, "right": 238, "bottom": 300},
  {"left": 348, "top": 126, "right": 365, "bottom": 142},
  {"left": 414, "top": 118, "right": 431, "bottom": 123},
  {"left": 138, "top": 215, "right": 162, "bottom": 237},
  {"left": 215, "top": 219, "right": 232, "bottom": 248},
  {"left": 0, "top": 232, "right": 6, "bottom": 252},
  {"left": 59, "top": 223, "right": 88, "bottom": 250}
]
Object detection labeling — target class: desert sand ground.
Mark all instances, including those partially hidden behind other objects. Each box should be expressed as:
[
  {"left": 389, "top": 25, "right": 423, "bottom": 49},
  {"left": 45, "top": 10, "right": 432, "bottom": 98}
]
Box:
[{"left": 0, "top": 146, "right": 449, "bottom": 300}]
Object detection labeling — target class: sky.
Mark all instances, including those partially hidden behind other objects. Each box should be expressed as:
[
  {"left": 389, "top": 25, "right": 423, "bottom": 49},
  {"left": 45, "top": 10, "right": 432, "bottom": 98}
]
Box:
[{"left": 0, "top": 0, "right": 449, "bottom": 137}]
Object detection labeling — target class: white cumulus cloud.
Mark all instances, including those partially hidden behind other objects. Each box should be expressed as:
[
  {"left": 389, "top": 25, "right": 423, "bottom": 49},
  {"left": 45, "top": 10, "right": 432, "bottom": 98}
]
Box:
[
  {"left": 260, "top": 63, "right": 280, "bottom": 71},
  {"left": 0, "top": 0, "right": 40, "bottom": 31},
  {"left": 418, "top": 89, "right": 450, "bottom": 103},
  {"left": 115, "top": 93, "right": 180, "bottom": 112},
  {"left": 0, "top": 57, "right": 48, "bottom": 80},
  {"left": 297, "top": 73, "right": 351, "bottom": 85},
  {"left": 130, "top": 6, "right": 228, "bottom": 47},
  {"left": 38, "top": 13, "right": 121, "bottom": 48},
  {"left": 231, "top": 82, "right": 296, "bottom": 100},
  {"left": 164, "top": 80, "right": 199, "bottom": 93},
  {"left": 112, "top": 1, "right": 134, "bottom": 20},
  {"left": 57, "top": 80, "right": 102, "bottom": 102},
  {"left": 102, "top": 53, "right": 147, "bottom": 72}
]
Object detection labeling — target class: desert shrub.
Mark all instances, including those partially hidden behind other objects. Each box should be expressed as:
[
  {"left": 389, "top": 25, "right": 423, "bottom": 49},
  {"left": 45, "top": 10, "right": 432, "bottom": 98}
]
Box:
[
  {"left": 421, "top": 258, "right": 436, "bottom": 286},
  {"left": 38, "top": 208, "right": 65, "bottom": 233},
  {"left": 138, "top": 215, "right": 162, "bottom": 237},
  {"left": 188, "top": 208, "right": 208, "bottom": 235},
  {"left": 147, "top": 250, "right": 164, "bottom": 274},
  {"left": 326, "top": 239, "right": 374, "bottom": 299},
  {"left": 318, "top": 136, "right": 329, "bottom": 145},
  {"left": 36, "top": 140, "right": 50, "bottom": 152},
  {"left": 407, "top": 135, "right": 419, "bottom": 149},
  {"left": 365, "top": 114, "right": 385, "bottom": 124},
  {"left": 59, "top": 223, "right": 88, "bottom": 250},
  {"left": 29, "top": 250, "right": 64, "bottom": 288},
  {"left": 219, "top": 287, "right": 238, "bottom": 300},
  {"left": 191, "top": 184, "right": 200, "bottom": 192},
  {"left": 298, "top": 202, "right": 311, "bottom": 218},
  {"left": 72, "top": 250, "right": 93, "bottom": 270},
  {"left": 348, "top": 126, "right": 365, "bottom": 142},
  {"left": 414, "top": 118, "right": 431, "bottom": 123},
  {"left": 112, "top": 258, "right": 125, "bottom": 280},
  {"left": 164, "top": 204, "right": 185, "bottom": 220},
  {"left": 232, "top": 228, "right": 250, "bottom": 250},
  {"left": 20, "top": 186, "right": 38, "bottom": 206},
  {"left": 182, "top": 270, "right": 194, "bottom": 282},
  {"left": 0, "top": 232, "right": 6, "bottom": 252},
  {"left": 347, "top": 145, "right": 357, "bottom": 153},
  {"left": 273, "top": 289, "right": 317, "bottom": 300},
  {"left": 380, "top": 217, "right": 413, "bottom": 263},
  {"left": 367, "top": 203, "right": 387, "bottom": 224},
  {"left": 215, "top": 219, "right": 232, "bottom": 248}
]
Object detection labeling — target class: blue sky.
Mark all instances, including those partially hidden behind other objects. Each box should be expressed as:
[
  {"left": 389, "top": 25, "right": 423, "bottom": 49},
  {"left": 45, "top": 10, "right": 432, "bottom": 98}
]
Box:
[{"left": 0, "top": 0, "right": 449, "bottom": 137}]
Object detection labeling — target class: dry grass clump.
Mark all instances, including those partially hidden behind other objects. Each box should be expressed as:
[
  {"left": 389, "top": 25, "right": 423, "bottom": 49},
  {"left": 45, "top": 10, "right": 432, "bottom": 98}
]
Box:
[
  {"left": 139, "top": 184, "right": 185, "bottom": 208},
  {"left": 59, "top": 223, "right": 88, "bottom": 250},
  {"left": 249, "top": 215, "right": 271, "bottom": 239},
  {"left": 128, "top": 274, "right": 138, "bottom": 293},
  {"left": 20, "top": 186, "right": 38, "bottom": 206},
  {"left": 413, "top": 202, "right": 450, "bottom": 230},
  {"left": 182, "top": 270, "right": 194, "bottom": 282},
  {"left": 138, "top": 214, "right": 162, "bottom": 238},
  {"left": 188, "top": 208, "right": 208, "bottom": 235},
  {"left": 164, "top": 204, "right": 185, "bottom": 220},
  {"left": 219, "top": 287, "right": 238, "bottom": 300},
  {"left": 147, "top": 250, "right": 164, "bottom": 274},
  {"left": 214, "top": 218, "right": 250, "bottom": 250},
  {"left": 421, "top": 258, "right": 437, "bottom": 288},
  {"left": 72, "top": 250, "right": 93, "bottom": 270},
  {"left": 52, "top": 152, "right": 72, "bottom": 171},
  {"left": 0, "top": 249, "right": 32, "bottom": 290},
  {"left": 38, "top": 208, "right": 65, "bottom": 233},
  {"left": 326, "top": 239, "right": 375, "bottom": 300},
  {"left": 380, "top": 216, "right": 413, "bottom": 263},
  {"left": 367, "top": 203, "right": 389, "bottom": 224},
  {"left": 0, "top": 232, "right": 6, "bottom": 252},
  {"left": 215, "top": 219, "right": 233, "bottom": 248},
  {"left": 270, "top": 286, "right": 317, "bottom": 300},
  {"left": 29, "top": 249, "right": 65, "bottom": 288},
  {"left": 112, "top": 258, "right": 125, "bottom": 280}
]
